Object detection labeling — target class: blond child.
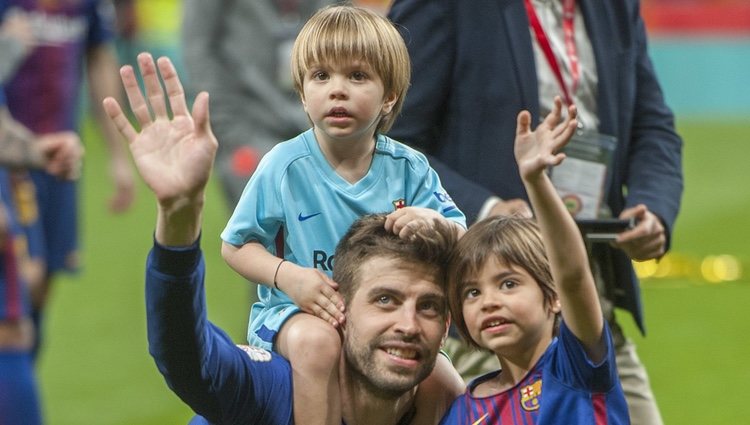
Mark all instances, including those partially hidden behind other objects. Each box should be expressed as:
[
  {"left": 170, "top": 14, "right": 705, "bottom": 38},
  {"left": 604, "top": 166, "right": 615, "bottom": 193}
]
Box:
[
  {"left": 220, "top": 5, "right": 466, "bottom": 425},
  {"left": 441, "top": 98, "right": 629, "bottom": 424}
]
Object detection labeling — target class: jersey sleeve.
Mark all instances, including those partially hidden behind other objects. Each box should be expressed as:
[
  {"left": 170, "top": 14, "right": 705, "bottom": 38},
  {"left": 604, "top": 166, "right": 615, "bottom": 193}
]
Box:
[
  {"left": 220, "top": 150, "right": 285, "bottom": 249},
  {"left": 406, "top": 153, "right": 467, "bottom": 229},
  {"left": 549, "top": 320, "right": 619, "bottom": 393},
  {"left": 145, "top": 240, "right": 293, "bottom": 424}
]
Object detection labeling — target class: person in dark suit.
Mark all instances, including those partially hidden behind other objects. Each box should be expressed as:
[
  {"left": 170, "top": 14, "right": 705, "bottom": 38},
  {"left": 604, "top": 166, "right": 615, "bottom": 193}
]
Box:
[{"left": 387, "top": 1, "right": 683, "bottom": 423}]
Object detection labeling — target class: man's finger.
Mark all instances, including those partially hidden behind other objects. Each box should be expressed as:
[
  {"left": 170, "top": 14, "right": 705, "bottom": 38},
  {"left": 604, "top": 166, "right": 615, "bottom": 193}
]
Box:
[
  {"left": 138, "top": 53, "right": 168, "bottom": 119},
  {"left": 158, "top": 56, "right": 190, "bottom": 118},
  {"left": 119, "top": 65, "right": 152, "bottom": 126},
  {"left": 102, "top": 97, "right": 138, "bottom": 143},
  {"left": 192, "top": 92, "right": 211, "bottom": 139}
]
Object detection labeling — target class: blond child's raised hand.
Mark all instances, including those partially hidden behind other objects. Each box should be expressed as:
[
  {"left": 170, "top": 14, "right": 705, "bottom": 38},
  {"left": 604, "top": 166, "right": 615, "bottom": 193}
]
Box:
[
  {"left": 102, "top": 53, "right": 217, "bottom": 207},
  {"left": 514, "top": 97, "right": 578, "bottom": 183},
  {"left": 275, "top": 262, "right": 346, "bottom": 328},
  {"left": 385, "top": 206, "right": 462, "bottom": 239}
]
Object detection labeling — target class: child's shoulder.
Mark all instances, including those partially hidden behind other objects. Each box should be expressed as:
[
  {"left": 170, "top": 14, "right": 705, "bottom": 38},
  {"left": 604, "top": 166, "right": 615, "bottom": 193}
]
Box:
[
  {"left": 375, "top": 133, "right": 431, "bottom": 171},
  {"left": 260, "top": 130, "right": 316, "bottom": 169},
  {"left": 269, "top": 130, "right": 314, "bottom": 156}
]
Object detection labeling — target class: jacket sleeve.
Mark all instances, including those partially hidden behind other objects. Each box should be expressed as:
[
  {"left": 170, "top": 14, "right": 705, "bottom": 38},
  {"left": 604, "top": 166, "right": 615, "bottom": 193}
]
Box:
[
  {"left": 621, "top": 1, "right": 683, "bottom": 248},
  {"left": 145, "top": 239, "right": 293, "bottom": 424}
]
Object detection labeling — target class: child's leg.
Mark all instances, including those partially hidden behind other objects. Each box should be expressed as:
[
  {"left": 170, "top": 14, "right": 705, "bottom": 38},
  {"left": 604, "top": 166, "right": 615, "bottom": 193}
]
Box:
[
  {"left": 412, "top": 353, "right": 467, "bottom": 425},
  {"left": 276, "top": 313, "right": 342, "bottom": 425}
]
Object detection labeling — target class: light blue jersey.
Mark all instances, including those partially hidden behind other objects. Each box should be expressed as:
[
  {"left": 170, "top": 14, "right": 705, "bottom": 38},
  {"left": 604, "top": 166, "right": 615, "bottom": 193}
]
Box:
[{"left": 222, "top": 129, "right": 466, "bottom": 349}]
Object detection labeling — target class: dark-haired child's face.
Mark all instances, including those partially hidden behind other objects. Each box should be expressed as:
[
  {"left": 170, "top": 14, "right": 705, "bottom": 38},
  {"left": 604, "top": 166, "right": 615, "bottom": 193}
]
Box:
[
  {"left": 460, "top": 257, "right": 558, "bottom": 358},
  {"left": 301, "top": 60, "right": 397, "bottom": 148}
]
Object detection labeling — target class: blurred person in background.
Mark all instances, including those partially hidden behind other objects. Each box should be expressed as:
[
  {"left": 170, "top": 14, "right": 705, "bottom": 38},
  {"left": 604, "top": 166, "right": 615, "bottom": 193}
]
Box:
[
  {"left": 181, "top": 0, "right": 341, "bottom": 210},
  {"left": 0, "top": 166, "right": 43, "bottom": 425},
  {"left": 0, "top": 0, "right": 136, "bottom": 359},
  {"left": 388, "top": 1, "right": 683, "bottom": 423},
  {"left": 0, "top": 84, "right": 83, "bottom": 425}
]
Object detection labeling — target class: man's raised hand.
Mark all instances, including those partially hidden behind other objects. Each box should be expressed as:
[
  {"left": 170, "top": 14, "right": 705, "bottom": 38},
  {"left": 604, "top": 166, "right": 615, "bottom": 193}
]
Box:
[{"left": 102, "top": 53, "right": 217, "bottom": 207}]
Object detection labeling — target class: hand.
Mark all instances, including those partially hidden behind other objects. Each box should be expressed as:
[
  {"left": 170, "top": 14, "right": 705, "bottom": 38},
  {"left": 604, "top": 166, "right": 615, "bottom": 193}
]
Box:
[
  {"left": 614, "top": 204, "right": 666, "bottom": 261},
  {"left": 385, "top": 206, "right": 445, "bottom": 239},
  {"left": 487, "top": 198, "right": 532, "bottom": 218},
  {"left": 107, "top": 155, "right": 136, "bottom": 213},
  {"left": 277, "top": 263, "right": 345, "bottom": 328},
  {"left": 102, "top": 53, "right": 217, "bottom": 208},
  {"left": 37, "top": 132, "right": 84, "bottom": 180},
  {"left": 514, "top": 96, "right": 578, "bottom": 182}
]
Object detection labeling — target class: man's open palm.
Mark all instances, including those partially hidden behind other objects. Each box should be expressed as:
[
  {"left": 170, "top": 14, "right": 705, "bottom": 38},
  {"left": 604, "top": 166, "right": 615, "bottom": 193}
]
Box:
[{"left": 102, "top": 53, "right": 217, "bottom": 206}]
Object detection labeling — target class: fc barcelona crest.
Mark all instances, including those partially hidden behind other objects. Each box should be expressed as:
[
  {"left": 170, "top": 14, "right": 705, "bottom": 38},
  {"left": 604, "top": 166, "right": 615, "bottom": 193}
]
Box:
[{"left": 520, "top": 378, "right": 542, "bottom": 411}]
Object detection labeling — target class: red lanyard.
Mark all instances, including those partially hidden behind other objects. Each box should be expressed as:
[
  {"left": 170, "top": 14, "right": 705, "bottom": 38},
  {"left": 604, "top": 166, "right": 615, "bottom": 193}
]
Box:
[{"left": 524, "top": 0, "right": 579, "bottom": 106}]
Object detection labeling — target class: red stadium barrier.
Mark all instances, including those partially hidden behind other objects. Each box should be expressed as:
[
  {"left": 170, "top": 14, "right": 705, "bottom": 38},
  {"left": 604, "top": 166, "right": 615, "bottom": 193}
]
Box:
[{"left": 642, "top": 0, "right": 750, "bottom": 36}]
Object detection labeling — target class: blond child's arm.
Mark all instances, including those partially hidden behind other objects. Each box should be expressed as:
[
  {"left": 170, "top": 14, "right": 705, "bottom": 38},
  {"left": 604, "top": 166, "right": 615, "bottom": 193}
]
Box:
[
  {"left": 385, "top": 206, "right": 466, "bottom": 239},
  {"left": 514, "top": 97, "right": 606, "bottom": 362},
  {"left": 221, "top": 241, "right": 345, "bottom": 328}
]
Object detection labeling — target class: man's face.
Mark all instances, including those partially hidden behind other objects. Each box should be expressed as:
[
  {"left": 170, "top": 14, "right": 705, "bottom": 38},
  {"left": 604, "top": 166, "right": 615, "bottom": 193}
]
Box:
[{"left": 343, "top": 256, "right": 448, "bottom": 397}]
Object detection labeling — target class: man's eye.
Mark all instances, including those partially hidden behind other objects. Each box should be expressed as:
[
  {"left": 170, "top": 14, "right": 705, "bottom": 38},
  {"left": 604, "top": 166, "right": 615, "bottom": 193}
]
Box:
[
  {"left": 312, "top": 71, "right": 328, "bottom": 80},
  {"left": 418, "top": 300, "right": 443, "bottom": 316},
  {"left": 377, "top": 295, "right": 391, "bottom": 304},
  {"left": 351, "top": 71, "right": 367, "bottom": 81}
]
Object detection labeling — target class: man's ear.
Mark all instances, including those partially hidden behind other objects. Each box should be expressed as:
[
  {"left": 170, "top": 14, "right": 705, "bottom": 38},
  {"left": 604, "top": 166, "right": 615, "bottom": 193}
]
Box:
[
  {"left": 300, "top": 93, "right": 308, "bottom": 112},
  {"left": 442, "top": 314, "right": 452, "bottom": 346},
  {"left": 381, "top": 92, "right": 398, "bottom": 115}
]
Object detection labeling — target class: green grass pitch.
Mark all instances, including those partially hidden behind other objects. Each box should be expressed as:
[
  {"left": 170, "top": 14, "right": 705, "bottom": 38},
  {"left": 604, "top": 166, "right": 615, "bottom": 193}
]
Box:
[{"left": 36, "top": 118, "right": 749, "bottom": 424}]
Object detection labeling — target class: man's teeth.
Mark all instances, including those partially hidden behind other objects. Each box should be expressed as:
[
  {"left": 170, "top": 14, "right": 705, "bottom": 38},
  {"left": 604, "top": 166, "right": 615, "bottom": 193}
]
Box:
[{"left": 385, "top": 348, "right": 417, "bottom": 360}]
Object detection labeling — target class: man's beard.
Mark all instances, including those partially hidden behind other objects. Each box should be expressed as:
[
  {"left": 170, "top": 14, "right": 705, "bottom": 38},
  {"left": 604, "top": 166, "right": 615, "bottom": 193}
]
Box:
[{"left": 343, "top": 332, "right": 437, "bottom": 398}]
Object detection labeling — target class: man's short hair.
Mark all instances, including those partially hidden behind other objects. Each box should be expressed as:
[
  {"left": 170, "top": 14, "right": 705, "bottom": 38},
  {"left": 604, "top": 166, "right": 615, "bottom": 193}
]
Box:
[{"left": 333, "top": 214, "right": 457, "bottom": 307}]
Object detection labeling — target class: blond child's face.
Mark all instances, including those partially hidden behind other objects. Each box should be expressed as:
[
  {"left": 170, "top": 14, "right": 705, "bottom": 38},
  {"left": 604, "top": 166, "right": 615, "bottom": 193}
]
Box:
[
  {"left": 460, "top": 257, "right": 559, "bottom": 358},
  {"left": 300, "top": 59, "right": 397, "bottom": 147}
]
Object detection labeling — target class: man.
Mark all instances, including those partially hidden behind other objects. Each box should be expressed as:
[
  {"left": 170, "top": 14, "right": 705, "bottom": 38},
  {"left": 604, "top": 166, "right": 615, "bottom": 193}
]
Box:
[
  {"left": 103, "top": 52, "right": 462, "bottom": 424},
  {"left": 387, "top": 1, "right": 683, "bottom": 423}
]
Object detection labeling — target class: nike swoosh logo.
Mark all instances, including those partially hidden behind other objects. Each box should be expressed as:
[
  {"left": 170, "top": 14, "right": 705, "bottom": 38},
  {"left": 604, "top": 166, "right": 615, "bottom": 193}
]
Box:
[
  {"left": 472, "top": 413, "right": 489, "bottom": 425},
  {"left": 298, "top": 212, "right": 322, "bottom": 221}
]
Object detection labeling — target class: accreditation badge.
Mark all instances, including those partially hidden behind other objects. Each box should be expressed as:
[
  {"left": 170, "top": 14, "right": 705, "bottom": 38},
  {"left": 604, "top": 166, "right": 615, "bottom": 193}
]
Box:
[{"left": 549, "top": 131, "right": 616, "bottom": 219}]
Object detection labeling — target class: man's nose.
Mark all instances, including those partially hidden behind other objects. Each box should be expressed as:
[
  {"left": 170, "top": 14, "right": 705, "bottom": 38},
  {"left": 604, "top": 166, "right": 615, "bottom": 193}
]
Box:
[{"left": 394, "top": 305, "right": 420, "bottom": 337}]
